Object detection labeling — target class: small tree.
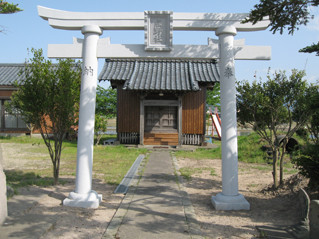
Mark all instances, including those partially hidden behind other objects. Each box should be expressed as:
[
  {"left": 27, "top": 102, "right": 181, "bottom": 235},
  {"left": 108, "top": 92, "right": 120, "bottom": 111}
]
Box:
[
  {"left": 237, "top": 70, "right": 311, "bottom": 188},
  {"left": 94, "top": 85, "right": 117, "bottom": 145},
  {"left": 7, "top": 48, "right": 81, "bottom": 184},
  {"left": 94, "top": 114, "right": 108, "bottom": 145},
  {"left": 206, "top": 82, "right": 220, "bottom": 111}
]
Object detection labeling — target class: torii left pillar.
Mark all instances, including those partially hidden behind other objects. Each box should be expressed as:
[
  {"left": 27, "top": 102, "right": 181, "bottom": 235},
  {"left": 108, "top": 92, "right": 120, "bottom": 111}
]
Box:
[{"left": 63, "top": 25, "right": 103, "bottom": 208}]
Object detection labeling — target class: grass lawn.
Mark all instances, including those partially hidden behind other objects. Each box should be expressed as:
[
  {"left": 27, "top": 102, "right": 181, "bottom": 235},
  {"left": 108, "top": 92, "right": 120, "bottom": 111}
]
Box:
[
  {"left": 174, "top": 132, "right": 299, "bottom": 179},
  {"left": 1, "top": 135, "right": 148, "bottom": 191}
]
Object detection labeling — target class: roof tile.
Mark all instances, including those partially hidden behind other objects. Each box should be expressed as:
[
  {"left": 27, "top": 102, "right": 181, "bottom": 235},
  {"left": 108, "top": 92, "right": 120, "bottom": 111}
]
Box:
[
  {"left": 0, "top": 64, "right": 25, "bottom": 86},
  {"left": 99, "top": 59, "right": 219, "bottom": 91}
]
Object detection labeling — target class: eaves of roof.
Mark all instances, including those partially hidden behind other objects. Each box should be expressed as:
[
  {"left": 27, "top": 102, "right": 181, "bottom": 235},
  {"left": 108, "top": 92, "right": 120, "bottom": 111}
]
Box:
[{"left": 98, "top": 59, "right": 220, "bottom": 92}]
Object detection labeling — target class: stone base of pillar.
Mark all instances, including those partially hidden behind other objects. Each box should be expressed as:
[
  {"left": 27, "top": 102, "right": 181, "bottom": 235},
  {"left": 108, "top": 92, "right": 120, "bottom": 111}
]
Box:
[
  {"left": 211, "top": 193, "right": 250, "bottom": 210},
  {"left": 0, "top": 168, "right": 8, "bottom": 224},
  {"left": 63, "top": 190, "right": 102, "bottom": 209}
]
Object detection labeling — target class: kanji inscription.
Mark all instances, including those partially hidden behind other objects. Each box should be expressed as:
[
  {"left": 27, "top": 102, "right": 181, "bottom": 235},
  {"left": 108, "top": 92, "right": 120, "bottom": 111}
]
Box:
[{"left": 144, "top": 11, "right": 172, "bottom": 52}]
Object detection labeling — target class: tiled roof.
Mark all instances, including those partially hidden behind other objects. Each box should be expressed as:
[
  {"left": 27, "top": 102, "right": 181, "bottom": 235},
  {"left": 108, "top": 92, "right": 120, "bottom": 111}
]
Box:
[
  {"left": 0, "top": 63, "right": 81, "bottom": 87},
  {"left": 99, "top": 59, "right": 219, "bottom": 91},
  {"left": 0, "top": 64, "right": 25, "bottom": 86}
]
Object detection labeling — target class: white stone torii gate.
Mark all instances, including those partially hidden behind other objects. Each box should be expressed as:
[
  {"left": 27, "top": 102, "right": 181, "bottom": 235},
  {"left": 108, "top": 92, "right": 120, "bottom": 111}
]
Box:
[{"left": 38, "top": 6, "right": 271, "bottom": 210}]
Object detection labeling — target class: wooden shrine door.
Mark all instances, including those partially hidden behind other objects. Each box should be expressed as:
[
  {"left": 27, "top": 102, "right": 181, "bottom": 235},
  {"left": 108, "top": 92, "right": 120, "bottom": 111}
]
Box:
[{"left": 145, "top": 106, "right": 177, "bottom": 132}]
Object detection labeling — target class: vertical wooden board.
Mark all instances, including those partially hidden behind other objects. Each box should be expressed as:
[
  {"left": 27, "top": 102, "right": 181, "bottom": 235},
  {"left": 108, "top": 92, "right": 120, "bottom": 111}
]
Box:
[
  {"left": 182, "top": 88, "right": 205, "bottom": 135},
  {"left": 117, "top": 88, "right": 140, "bottom": 133}
]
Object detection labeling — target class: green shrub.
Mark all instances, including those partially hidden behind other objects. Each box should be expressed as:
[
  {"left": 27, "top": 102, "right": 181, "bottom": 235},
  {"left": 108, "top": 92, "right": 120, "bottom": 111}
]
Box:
[{"left": 293, "top": 144, "right": 319, "bottom": 190}]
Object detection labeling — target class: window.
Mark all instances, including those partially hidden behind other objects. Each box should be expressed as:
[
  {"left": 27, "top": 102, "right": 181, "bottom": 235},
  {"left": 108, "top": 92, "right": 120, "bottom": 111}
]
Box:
[{"left": 1, "top": 100, "right": 27, "bottom": 130}]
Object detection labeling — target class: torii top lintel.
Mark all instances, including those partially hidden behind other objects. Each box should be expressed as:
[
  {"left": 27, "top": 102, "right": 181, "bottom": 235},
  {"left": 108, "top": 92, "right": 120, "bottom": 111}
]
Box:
[{"left": 37, "top": 6, "right": 269, "bottom": 32}]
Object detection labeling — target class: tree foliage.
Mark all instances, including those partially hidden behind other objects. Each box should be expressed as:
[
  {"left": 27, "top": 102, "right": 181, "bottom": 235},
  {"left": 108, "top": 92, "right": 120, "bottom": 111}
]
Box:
[
  {"left": 206, "top": 82, "right": 220, "bottom": 111},
  {"left": 95, "top": 85, "right": 117, "bottom": 118},
  {"left": 293, "top": 144, "right": 319, "bottom": 190},
  {"left": 94, "top": 85, "right": 117, "bottom": 145},
  {"left": 292, "top": 83, "right": 319, "bottom": 189},
  {"left": 0, "top": 0, "right": 22, "bottom": 14},
  {"left": 299, "top": 43, "right": 319, "bottom": 56},
  {"left": 244, "top": 0, "right": 319, "bottom": 55},
  {"left": 94, "top": 114, "right": 108, "bottom": 145},
  {"left": 237, "top": 70, "right": 311, "bottom": 188},
  {"left": 306, "top": 85, "right": 319, "bottom": 144},
  {"left": 7, "top": 48, "right": 81, "bottom": 184},
  {"left": 244, "top": 0, "right": 319, "bottom": 34},
  {"left": 0, "top": 0, "right": 22, "bottom": 33}
]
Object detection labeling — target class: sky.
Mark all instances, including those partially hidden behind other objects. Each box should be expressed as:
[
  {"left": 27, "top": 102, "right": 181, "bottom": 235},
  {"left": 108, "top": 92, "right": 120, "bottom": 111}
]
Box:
[{"left": 1, "top": 0, "right": 319, "bottom": 88}]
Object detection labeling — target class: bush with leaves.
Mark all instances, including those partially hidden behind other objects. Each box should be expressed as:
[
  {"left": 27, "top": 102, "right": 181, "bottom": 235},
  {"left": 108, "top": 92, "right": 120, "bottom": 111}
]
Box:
[
  {"left": 292, "top": 83, "right": 319, "bottom": 189},
  {"left": 293, "top": 144, "right": 319, "bottom": 190}
]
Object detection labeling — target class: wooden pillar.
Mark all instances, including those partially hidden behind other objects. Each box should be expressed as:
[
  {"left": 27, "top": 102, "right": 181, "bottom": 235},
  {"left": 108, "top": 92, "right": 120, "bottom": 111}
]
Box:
[
  {"left": 178, "top": 95, "right": 183, "bottom": 146},
  {"left": 203, "top": 86, "right": 207, "bottom": 145},
  {"left": 139, "top": 96, "right": 144, "bottom": 145}
]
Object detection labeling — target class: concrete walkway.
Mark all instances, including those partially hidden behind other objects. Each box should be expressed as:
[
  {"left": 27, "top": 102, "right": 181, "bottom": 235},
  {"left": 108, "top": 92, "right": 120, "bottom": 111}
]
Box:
[{"left": 104, "top": 150, "right": 203, "bottom": 239}]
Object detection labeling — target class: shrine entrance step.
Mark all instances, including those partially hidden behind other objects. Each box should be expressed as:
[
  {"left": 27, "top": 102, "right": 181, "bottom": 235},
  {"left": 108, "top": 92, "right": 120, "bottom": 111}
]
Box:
[{"left": 144, "top": 132, "right": 178, "bottom": 146}]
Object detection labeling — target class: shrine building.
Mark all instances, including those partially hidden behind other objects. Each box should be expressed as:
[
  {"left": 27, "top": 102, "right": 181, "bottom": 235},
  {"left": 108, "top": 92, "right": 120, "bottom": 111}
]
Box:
[{"left": 99, "top": 58, "right": 220, "bottom": 146}]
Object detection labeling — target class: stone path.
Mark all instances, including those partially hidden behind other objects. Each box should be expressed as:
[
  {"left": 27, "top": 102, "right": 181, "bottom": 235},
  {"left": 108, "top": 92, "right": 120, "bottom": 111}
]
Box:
[{"left": 104, "top": 150, "right": 203, "bottom": 239}]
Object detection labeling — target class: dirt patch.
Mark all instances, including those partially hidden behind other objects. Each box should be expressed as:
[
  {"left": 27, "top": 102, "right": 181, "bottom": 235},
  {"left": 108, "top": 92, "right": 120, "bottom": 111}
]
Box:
[
  {"left": 176, "top": 158, "right": 308, "bottom": 239},
  {"left": 38, "top": 180, "right": 124, "bottom": 239},
  {"left": 1, "top": 143, "right": 124, "bottom": 238},
  {"left": 4, "top": 178, "right": 124, "bottom": 239}
]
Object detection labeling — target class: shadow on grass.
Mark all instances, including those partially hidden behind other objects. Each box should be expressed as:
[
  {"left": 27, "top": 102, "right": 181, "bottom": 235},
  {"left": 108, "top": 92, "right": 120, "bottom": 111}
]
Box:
[{"left": 4, "top": 170, "right": 67, "bottom": 195}]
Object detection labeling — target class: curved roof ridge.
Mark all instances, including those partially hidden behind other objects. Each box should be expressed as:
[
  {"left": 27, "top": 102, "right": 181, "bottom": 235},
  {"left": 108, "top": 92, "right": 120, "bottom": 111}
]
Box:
[{"left": 99, "top": 58, "right": 219, "bottom": 92}]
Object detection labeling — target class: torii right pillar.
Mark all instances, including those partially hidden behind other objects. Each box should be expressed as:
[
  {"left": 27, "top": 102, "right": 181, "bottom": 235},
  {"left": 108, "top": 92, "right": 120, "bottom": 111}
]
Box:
[{"left": 212, "top": 26, "right": 250, "bottom": 210}]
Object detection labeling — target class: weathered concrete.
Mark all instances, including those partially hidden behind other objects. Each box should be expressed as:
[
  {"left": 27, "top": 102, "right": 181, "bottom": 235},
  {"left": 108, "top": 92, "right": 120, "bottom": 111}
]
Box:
[
  {"left": 310, "top": 200, "right": 319, "bottom": 239},
  {"left": 0, "top": 144, "right": 8, "bottom": 225},
  {"left": 104, "top": 151, "right": 203, "bottom": 239},
  {"left": 0, "top": 187, "right": 56, "bottom": 238}
]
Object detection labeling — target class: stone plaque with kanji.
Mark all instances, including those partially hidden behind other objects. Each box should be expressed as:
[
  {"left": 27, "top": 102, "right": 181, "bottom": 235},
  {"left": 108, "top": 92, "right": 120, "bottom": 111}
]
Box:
[{"left": 144, "top": 11, "right": 172, "bottom": 51}]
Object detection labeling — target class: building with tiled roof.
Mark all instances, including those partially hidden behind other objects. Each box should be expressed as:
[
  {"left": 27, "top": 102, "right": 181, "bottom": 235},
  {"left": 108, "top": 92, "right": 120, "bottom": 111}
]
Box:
[{"left": 99, "top": 58, "right": 220, "bottom": 146}]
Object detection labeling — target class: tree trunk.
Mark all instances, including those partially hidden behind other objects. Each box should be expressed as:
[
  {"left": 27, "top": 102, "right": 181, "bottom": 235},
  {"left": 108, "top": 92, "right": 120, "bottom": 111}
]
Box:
[
  {"left": 53, "top": 137, "right": 63, "bottom": 185},
  {"left": 279, "top": 139, "right": 288, "bottom": 186},
  {"left": 96, "top": 134, "right": 102, "bottom": 145},
  {"left": 272, "top": 148, "right": 279, "bottom": 189},
  {"left": 53, "top": 166, "right": 59, "bottom": 185},
  {"left": 53, "top": 154, "right": 61, "bottom": 185},
  {"left": 27, "top": 124, "right": 34, "bottom": 138}
]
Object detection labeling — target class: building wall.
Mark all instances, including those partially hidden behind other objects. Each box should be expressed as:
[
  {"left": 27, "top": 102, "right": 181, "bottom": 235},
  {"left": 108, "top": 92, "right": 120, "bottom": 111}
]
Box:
[
  {"left": 117, "top": 86, "right": 140, "bottom": 133},
  {"left": 117, "top": 86, "right": 207, "bottom": 136},
  {"left": 0, "top": 89, "right": 14, "bottom": 99},
  {"left": 182, "top": 86, "right": 206, "bottom": 135}
]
